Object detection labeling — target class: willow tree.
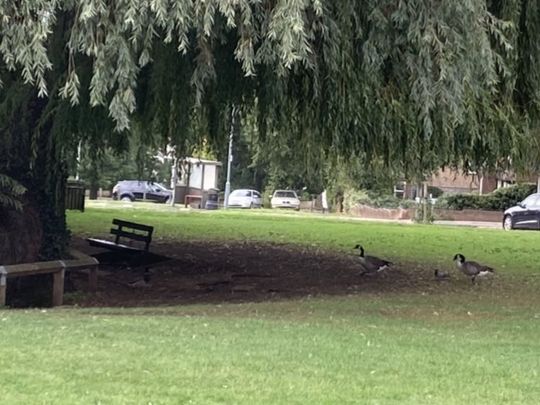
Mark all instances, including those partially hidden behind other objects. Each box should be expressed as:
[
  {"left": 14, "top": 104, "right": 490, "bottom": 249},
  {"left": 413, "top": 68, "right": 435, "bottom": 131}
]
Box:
[{"left": 1, "top": 1, "right": 540, "bottom": 261}]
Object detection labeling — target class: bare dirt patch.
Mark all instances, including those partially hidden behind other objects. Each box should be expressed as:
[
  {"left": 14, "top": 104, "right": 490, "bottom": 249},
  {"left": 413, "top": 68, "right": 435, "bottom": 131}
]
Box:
[{"left": 68, "top": 237, "right": 454, "bottom": 307}]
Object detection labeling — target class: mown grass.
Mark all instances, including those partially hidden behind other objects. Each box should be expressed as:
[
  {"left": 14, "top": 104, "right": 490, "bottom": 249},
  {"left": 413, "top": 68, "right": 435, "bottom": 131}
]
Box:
[
  {"left": 1, "top": 202, "right": 539, "bottom": 404},
  {"left": 1, "top": 298, "right": 539, "bottom": 404},
  {"left": 69, "top": 200, "right": 540, "bottom": 274}
]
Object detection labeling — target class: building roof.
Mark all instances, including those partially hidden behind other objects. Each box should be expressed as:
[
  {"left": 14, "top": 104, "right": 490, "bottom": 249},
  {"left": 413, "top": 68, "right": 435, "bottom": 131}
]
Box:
[{"left": 183, "top": 157, "right": 222, "bottom": 166}]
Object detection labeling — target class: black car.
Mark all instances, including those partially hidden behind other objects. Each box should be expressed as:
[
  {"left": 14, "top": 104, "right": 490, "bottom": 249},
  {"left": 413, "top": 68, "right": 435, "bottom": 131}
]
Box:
[
  {"left": 503, "top": 193, "right": 540, "bottom": 230},
  {"left": 112, "top": 180, "right": 172, "bottom": 203}
]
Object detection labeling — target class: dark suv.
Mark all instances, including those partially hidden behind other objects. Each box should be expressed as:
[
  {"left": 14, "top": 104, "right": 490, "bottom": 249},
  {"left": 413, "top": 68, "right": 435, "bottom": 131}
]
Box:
[{"left": 112, "top": 180, "right": 172, "bottom": 203}]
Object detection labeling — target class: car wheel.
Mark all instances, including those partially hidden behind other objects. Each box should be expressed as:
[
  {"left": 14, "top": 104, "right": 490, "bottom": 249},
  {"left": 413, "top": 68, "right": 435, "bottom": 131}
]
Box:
[
  {"left": 120, "top": 195, "right": 133, "bottom": 202},
  {"left": 503, "top": 215, "right": 513, "bottom": 231}
]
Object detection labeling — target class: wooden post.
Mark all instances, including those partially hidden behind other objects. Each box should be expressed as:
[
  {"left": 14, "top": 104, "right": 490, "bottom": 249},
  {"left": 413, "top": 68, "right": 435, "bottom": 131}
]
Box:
[
  {"left": 171, "top": 156, "right": 178, "bottom": 206},
  {"left": 52, "top": 269, "right": 65, "bottom": 307},
  {"left": 479, "top": 175, "right": 484, "bottom": 195},
  {"left": 0, "top": 268, "right": 6, "bottom": 307},
  {"left": 422, "top": 182, "right": 429, "bottom": 224}
]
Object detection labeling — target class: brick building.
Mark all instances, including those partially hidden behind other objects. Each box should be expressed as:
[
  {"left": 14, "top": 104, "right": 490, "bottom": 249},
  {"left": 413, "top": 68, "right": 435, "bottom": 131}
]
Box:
[{"left": 395, "top": 168, "right": 537, "bottom": 199}]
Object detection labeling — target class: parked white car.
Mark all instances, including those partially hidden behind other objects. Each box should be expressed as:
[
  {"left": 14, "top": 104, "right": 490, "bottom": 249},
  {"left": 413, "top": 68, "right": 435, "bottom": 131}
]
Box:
[
  {"left": 227, "top": 189, "right": 263, "bottom": 208},
  {"left": 271, "top": 190, "right": 300, "bottom": 210}
]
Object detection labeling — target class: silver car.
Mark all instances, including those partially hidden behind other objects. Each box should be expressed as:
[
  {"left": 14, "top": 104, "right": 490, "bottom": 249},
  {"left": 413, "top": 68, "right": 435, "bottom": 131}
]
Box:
[
  {"left": 271, "top": 190, "right": 300, "bottom": 210},
  {"left": 227, "top": 189, "right": 263, "bottom": 208}
]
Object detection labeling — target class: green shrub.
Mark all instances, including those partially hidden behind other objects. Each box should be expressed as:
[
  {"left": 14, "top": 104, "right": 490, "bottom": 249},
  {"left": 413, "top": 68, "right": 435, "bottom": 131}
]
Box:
[
  {"left": 413, "top": 201, "right": 434, "bottom": 223},
  {"left": 427, "top": 186, "right": 444, "bottom": 198},
  {"left": 357, "top": 194, "right": 404, "bottom": 209},
  {"left": 437, "top": 184, "right": 536, "bottom": 211},
  {"left": 482, "top": 183, "right": 537, "bottom": 210},
  {"left": 344, "top": 188, "right": 415, "bottom": 210},
  {"left": 438, "top": 194, "right": 482, "bottom": 210}
]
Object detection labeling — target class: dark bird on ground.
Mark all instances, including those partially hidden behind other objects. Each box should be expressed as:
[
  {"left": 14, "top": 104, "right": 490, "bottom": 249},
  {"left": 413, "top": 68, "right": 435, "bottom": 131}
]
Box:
[
  {"left": 453, "top": 254, "right": 494, "bottom": 284},
  {"left": 434, "top": 269, "right": 450, "bottom": 281},
  {"left": 353, "top": 245, "right": 392, "bottom": 275}
]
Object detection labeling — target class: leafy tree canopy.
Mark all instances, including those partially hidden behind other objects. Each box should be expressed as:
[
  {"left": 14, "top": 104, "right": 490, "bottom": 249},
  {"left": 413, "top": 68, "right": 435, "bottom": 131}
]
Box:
[{"left": 2, "top": 1, "right": 540, "bottom": 179}]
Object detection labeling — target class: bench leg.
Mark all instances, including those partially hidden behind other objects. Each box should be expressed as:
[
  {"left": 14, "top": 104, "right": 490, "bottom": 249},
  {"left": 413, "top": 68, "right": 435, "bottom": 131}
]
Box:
[
  {"left": 0, "top": 275, "right": 6, "bottom": 307},
  {"left": 88, "top": 266, "right": 98, "bottom": 291},
  {"left": 52, "top": 269, "right": 65, "bottom": 307}
]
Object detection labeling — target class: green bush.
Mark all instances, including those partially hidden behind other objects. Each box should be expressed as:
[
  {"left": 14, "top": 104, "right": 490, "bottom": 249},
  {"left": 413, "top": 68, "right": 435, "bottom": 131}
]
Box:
[
  {"left": 427, "top": 186, "right": 444, "bottom": 198},
  {"left": 357, "top": 194, "right": 405, "bottom": 209},
  {"left": 482, "top": 183, "right": 537, "bottom": 210},
  {"left": 344, "top": 188, "right": 415, "bottom": 210},
  {"left": 413, "top": 201, "right": 434, "bottom": 223},
  {"left": 438, "top": 194, "right": 482, "bottom": 210},
  {"left": 437, "top": 184, "right": 536, "bottom": 211}
]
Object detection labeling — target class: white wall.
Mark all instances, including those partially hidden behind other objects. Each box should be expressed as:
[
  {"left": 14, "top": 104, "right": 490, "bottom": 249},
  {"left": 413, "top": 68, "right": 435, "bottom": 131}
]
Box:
[
  {"left": 203, "top": 165, "right": 217, "bottom": 190},
  {"left": 184, "top": 163, "right": 219, "bottom": 190}
]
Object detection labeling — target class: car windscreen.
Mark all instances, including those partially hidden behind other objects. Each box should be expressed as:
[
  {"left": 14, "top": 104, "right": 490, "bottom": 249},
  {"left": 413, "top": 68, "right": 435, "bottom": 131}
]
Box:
[
  {"left": 274, "top": 191, "right": 296, "bottom": 198},
  {"left": 230, "top": 190, "right": 251, "bottom": 197},
  {"left": 153, "top": 183, "right": 169, "bottom": 191}
]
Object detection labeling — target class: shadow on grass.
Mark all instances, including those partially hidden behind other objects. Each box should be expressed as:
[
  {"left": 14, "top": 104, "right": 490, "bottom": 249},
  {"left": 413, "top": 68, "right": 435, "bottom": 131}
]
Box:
[{"left": 60, "top": 237, "right": 507, "bottom": 309}]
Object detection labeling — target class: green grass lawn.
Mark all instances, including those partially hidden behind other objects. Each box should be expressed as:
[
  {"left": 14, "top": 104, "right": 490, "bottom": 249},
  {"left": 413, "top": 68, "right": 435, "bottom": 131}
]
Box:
[
  {"left": 2, "top": 201, "right": 540, "bottom": 404},
  {"left": 69, "top": 200, "right": 540, "bottom": 274}
]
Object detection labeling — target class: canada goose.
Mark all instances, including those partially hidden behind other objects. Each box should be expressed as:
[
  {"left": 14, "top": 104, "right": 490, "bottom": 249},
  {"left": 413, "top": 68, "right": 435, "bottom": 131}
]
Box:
[
  {"left": 434, "top": 269, "right": 450, "bottom": 281},
  {"left": 453, "top": 254, "right": 494, "bottom": 284},
  {"left": 353, "top": 245, "right": 392, "bottom": 275}
]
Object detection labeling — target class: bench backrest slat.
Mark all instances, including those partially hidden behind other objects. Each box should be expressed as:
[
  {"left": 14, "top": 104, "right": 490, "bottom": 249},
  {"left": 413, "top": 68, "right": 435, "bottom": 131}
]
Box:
[
  {"left": 112, "top": 219, "right": 154, "bottom": 233},
  {"left": 110, "top": 228, "right": 153, "bottom": 243},
  {"left": 110, "top": 218, "right": 154, "bottom": 251}
]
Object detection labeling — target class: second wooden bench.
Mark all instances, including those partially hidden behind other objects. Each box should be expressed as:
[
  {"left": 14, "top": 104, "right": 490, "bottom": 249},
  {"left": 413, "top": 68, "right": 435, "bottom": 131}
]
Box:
[{"left": 87, "top": 218, "right": 154, "bottom": 253}]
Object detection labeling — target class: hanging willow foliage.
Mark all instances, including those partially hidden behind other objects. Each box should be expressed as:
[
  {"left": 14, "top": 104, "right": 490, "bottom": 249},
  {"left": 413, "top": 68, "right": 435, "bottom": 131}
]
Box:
[{"left": 1, "top": 1, "right": 540, "bottom": 179}]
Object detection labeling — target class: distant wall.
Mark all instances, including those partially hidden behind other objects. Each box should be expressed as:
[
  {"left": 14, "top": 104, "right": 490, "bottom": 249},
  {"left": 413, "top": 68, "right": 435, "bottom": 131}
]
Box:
[
  {"left": 299, "top": 200, "right": 322, "bottom": 211},
  {"left": 433, "top": 209, "right": 502, "bottom": 222},
  {"left": 346, "top": 204, "right": 502, "bottom": 222},
  {"left": 348, "top": 205, "right": 414, "bottom": 220}
]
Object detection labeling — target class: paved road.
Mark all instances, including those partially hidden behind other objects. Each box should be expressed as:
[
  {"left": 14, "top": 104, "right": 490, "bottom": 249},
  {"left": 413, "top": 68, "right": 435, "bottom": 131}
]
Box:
[
  {"left": 330, "top": 215, "right": 502, "bottom": 229},
  {"left": 433, "top": 220, "right": 502, "bottom": 229}
]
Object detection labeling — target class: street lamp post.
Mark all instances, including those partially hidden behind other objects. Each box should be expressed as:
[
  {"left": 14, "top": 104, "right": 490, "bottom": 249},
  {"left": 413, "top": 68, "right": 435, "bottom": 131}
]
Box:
[{"left": 224, "top": 105, "right": 237, "bottom": 209}]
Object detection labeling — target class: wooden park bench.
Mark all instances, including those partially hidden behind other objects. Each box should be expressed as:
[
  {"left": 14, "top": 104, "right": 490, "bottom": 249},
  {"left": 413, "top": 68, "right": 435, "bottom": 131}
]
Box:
[
  {"left": 86, "top": 218, "right": 163, "bottom": 273},
  {"left": 86, "top": 219, "right": 171, "bottom": 285},
  {"left": 87, "top": 219, "right": 154, "bottom": 254},
  {"left": 0, "top": 250, "right": 99, "bottom": 307}
]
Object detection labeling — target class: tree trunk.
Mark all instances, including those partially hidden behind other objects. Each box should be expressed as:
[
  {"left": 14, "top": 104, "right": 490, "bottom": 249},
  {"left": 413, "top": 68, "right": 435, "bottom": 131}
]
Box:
[
  {"left": 422, "top": 182, "right": 429, "bottom": 224},
  {"left": 0, "top": 88, "right": 69, "bottom": 263},
  {"left": 1, "top": 13, "right": 73, "bottom": 264}
]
